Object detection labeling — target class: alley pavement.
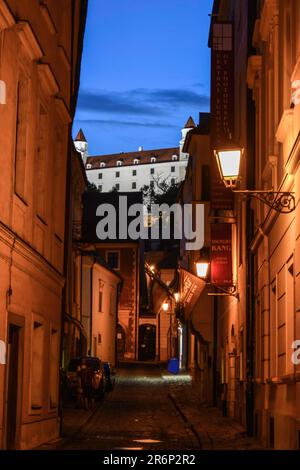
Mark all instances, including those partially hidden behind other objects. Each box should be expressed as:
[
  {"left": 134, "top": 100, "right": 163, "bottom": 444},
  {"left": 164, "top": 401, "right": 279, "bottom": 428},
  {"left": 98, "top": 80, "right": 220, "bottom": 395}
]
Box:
[{"left": 39, "top": 364, "right": 264, "bottom": 451}]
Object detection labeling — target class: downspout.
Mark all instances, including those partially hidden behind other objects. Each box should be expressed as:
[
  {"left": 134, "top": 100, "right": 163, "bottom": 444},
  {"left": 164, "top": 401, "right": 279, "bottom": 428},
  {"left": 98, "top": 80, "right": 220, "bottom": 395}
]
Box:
[{"left": 213, "top": 296, "right": 218, "bottom": 406}]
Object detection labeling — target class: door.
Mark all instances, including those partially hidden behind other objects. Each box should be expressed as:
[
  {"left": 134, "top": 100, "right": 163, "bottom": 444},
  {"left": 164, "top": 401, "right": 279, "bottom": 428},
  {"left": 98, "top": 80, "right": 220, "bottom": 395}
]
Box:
[
  {"left": 138, "top": 324, "right": 156, "bottom": 361},
  {"left": 117, "top": 324, "right": 126, "bottom": 361},
  {"left": 6, "top": 324, "right": 21, "bottom": 449}
]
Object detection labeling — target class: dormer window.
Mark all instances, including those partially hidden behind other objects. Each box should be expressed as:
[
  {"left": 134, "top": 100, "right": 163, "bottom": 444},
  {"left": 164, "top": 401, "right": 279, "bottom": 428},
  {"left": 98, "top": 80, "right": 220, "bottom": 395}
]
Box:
[
  {"left": 86, "top": 163, "right": 92, "bottom": 169},
  {"left": 133, "top": 159, "right": 139, "bottom": 165},
  {"left": 117, "top": 160, "right": 122, "bottom": 166},
  {"left": 100, "top": 162, "right": 106, "bottom": 168},
  {"left": 172, "top": 154, "right": 178, "bottom": 161},
  {"left": 151, "top": 157, "right": 156, "bottom": 163}
]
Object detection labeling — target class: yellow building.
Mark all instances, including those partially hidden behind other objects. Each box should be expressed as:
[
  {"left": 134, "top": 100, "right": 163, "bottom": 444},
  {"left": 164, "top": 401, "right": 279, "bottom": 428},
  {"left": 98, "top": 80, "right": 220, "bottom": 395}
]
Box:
[{"left": 0, "top": 0, "right": 86, "bottom": 449}]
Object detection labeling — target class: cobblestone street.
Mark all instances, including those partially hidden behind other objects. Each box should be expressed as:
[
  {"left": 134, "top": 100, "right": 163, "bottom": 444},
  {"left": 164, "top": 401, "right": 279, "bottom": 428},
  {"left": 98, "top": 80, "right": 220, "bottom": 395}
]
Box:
[{"left": 39, "top": 365, "right": 263, "bottom": 451}]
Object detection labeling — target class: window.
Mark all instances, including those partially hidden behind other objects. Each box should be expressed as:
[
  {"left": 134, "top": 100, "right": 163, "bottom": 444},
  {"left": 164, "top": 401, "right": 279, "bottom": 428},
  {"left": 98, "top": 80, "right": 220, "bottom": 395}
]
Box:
[
  {"left": 50, "top": 328, "right": 59, "bottom": 408},
  {"left": 171, "top": 178, "right": 176, "bottom": 185},
  {"left": 151, "top": 157, "right": 156, "bottom": 163},
  {"left": 116, "top": 171, "right": 120, "bottom": 178},
  {"left": 172, "top": 155, "right": 178, "bottom": 161},
  {"left": 171, "top": 166, "right": 175, "bottom": 173},
  {"left": 98, "top": 173, "right": 102, "bottom": 179},
  {"left": 98, "top": 185, "right": 102, "bottom": 192},
  {"left": 31, "top": 319, "right": 45, "bottom": 410},
  {"left": 15, "top": 75, "right": 29, "bottom": 199},
  {"left": 132, "top": 170, "right": 137, "bottom": 176},
  {"left": 150, "top": 181, "right": 154, "bottom": 188},
  {"left": 36, "top": 102, "right": 49, "bottom": 219},
  {"left": 115, "top": 183, "right": 120, "bottom": 191},
  {"left": 98, "top": 280, "right": 104, "bottom": 312},
  {"left": 132, "top": 182, "right": 137, "bottom": 189},
  {"left": 106, "top": 251, "right": 120, "bottom": 270},
  {"left": 133, "top": 159, "right": 139, "bottom": 165},
  {"left": 212, "top": 23, "right": 233, "bottom": 51},
  {"left": 150, "top": 168, "right": 155, "bottom": 175},
  {"left": 117, "top": 160, "right": 122, "bottom": 166},
  {"left": 100, "top": 162, "right": 106, "bottom": 168},
  {"left": 86, "top": 163, "right": 92, "bottom": 169}
]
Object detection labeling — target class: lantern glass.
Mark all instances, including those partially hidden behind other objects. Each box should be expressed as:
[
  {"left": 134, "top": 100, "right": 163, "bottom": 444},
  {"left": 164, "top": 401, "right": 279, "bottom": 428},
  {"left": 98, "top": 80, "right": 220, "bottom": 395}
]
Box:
[
  {"left": 162, "top": 302, "right": 169, "bottom": 312},
  {"left": 196, "top": 262, "right": 209, "bottom": 278},
  {"left": 174, "top": 292, "right": 180, "bottom": 302},
  {"left": 216, "top": 149, "right": 242, "bottom": 187}
]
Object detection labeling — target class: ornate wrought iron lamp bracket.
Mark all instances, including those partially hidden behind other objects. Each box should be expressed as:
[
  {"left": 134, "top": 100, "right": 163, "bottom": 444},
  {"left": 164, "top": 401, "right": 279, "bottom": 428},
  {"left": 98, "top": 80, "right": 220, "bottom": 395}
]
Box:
[
  {"left": 233, "top": 190, "right": 295, "bottom": 214},
  {"left": 207, "top": 284, "right": 240, "bottom": 300}
]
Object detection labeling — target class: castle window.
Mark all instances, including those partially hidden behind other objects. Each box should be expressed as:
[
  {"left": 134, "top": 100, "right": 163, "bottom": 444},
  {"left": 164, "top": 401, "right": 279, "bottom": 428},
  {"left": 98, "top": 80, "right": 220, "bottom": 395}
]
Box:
[
  {"left": 86, "top": 163, "right": 92, "bottom": 169},
  {"left": 151, "top": 157, "right": 156, "bottom": 163},
  {"left": 172, "top": 155, "right": 178, "bottom": 161},
  {"left": 100, "top": 162, "right": 106, "bottom": 168},
  {"left": 171, "top": 166, "right": 175, "bottom": 173},
  {"left": 133, "top": 159, "right": 139, "bottom": 165},
  {"left": 171, "top": 178, "right": 176, "bottom": 185},
  {"left": 117, "top": 160, "right": 122, "bottom": 166},
  {"left": 132, "top": 182, "right": 137, "bottom": 189},
  {"left": 98, "top": 173, "right": 102, "bottom": 179},
  {"left": 132, "top": 169, "right": 137, "bottom": 176},
  {"left": 150, "top": 168, "right": 155, "bottom": 175},
  {"left": 116, "top": 171, "right": 120, "bottom": 178},
  {"left": 98, "top": 185, "right": 102, "bottom": 192}
]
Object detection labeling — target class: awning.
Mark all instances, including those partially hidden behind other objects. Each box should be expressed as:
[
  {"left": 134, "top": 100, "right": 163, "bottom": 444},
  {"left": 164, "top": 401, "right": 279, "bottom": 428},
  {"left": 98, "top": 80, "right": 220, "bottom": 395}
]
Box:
[{"left": 179, "top": 267, "right": 206, "bottom": 317}]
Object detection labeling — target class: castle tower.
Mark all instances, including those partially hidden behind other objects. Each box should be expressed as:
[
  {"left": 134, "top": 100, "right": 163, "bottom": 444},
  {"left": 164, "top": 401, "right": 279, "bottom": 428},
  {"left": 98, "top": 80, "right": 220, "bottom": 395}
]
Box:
[
  {"left": 180, "top": 116, "right": 195, "bottom": 160},
  {"left": 74, "top": 128, "right": 88, "bottom": 165}
]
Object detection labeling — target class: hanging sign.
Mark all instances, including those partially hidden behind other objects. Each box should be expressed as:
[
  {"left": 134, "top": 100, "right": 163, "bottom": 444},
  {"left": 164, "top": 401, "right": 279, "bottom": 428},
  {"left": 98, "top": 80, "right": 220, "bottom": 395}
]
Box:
[{"left": 211, "top": 223, "right": 232, "bottom": 286}]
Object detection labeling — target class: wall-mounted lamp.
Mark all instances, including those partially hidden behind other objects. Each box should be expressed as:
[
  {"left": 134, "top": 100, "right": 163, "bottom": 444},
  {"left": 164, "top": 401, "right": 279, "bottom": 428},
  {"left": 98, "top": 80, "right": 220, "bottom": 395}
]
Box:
[
  {"left": 214, "top": 145, "right": 295, "bottom": 213},
  {"left": 196, "top": 261, "right": 210, "bottom": 279},
  {"left": 162, "top": 302, "right": 169, "bottom": 312},
  {"left": 174, "top": 292, "right": 180, "bottom": 303}
]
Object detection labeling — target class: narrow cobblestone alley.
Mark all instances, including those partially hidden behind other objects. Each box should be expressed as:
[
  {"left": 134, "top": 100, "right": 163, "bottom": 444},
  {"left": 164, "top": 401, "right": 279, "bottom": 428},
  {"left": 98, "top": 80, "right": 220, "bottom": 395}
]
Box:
[{"left": 39, "top": 365, "right": 263, "bottom": 451}]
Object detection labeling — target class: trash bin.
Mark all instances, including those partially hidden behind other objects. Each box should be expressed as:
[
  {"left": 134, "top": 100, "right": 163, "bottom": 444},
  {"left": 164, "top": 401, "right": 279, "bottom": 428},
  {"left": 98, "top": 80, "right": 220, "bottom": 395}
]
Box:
[{"left": 167, "top": 357, "right": 179, "bottom": 374}]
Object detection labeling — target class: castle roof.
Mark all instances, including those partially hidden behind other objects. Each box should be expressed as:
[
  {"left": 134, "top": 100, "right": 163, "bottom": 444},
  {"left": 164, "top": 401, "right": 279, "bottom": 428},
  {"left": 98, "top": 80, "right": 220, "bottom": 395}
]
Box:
[
  {"left": 184, "top": 116, "right": 196, "bottom": 129},
  {"left": 86, "top": 147, "right": 179, "bottom": 170},
  {"left": 74, "top": 128, "right": 87, "bottom": 142}
]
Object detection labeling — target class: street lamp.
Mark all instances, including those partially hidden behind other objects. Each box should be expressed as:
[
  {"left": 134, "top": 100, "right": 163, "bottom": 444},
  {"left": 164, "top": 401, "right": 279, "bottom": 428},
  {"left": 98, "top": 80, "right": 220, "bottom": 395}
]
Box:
[
  {"left": 196, "top": 261, "right": 209, "bottom": 279},
  {"left": 162, "top": 302, "right": 169, "bottom": 312},
  {"left": 214, "top": 145, "right": 295, "bottom": 213},
  {"left": 174, "top": 292, "right": 180, "bottom": 303},
  {"left": 214, "top": 147, "right": 243, "bottom": 189}
]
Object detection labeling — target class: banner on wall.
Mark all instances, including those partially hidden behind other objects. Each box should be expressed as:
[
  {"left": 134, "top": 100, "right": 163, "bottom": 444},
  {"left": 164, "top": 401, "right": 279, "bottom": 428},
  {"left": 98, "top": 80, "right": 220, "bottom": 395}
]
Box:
[
  {"left": 211, "top": 223, "right": 233, "bottom": 286},
  {"left": 210, "top": 22, "right": 235, "bottom": 210}
]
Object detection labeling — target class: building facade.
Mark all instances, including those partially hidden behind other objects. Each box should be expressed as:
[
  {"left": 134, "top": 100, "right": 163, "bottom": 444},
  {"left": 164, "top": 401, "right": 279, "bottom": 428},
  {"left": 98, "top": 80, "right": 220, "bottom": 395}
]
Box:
[
  {"left": 74, "top": 117, "right": 195, "bottom": 193},
  {"left": 247, "top": 0, "right": 300, "bottom": 450},
  {"left": 0, "top": 0, "right": 87, "bottom": 449}
]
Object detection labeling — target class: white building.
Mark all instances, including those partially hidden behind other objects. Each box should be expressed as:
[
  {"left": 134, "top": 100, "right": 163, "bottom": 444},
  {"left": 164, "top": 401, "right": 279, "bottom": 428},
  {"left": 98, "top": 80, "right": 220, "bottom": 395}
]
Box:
[{"left": 74, "top": 117, "right": 196, "bottom": 193}]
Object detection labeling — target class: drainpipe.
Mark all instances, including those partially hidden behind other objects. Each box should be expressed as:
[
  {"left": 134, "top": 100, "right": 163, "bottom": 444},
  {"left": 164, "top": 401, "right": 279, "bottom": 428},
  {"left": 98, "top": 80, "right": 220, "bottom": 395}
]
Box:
[
  {"left": 89, "top": 264, "right": 93, "bottom": 355},
  {"left": 213, "top": 296, "right": 218, "bottom": 407}
]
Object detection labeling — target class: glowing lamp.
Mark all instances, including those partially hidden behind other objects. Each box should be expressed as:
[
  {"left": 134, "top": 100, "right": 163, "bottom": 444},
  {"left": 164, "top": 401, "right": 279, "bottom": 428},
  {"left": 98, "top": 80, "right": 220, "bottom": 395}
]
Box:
[
  {"left": 196, "top": 262, "right": 209, "bottom": 279},
  {"left": 174, "top": 292, "right": 180, "bottom": 303},
  {"left": 214, "top": 147, "right": 243, "bottom": 188},
  {"left": 162, "top": 302, "right": 169, "bottom": 312}
]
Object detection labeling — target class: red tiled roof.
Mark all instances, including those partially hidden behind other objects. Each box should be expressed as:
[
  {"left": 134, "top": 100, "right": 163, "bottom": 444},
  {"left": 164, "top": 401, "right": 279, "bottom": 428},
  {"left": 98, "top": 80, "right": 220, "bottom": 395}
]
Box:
[{"left": 86, "top": 147, "right": 179, "bottom": 169}]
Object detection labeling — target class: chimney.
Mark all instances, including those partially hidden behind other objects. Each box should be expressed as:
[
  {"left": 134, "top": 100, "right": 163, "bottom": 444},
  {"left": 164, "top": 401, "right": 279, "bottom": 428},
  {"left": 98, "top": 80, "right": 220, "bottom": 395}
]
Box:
[{"left": 138, "top": 146, "right": 143, "bottom": 152}]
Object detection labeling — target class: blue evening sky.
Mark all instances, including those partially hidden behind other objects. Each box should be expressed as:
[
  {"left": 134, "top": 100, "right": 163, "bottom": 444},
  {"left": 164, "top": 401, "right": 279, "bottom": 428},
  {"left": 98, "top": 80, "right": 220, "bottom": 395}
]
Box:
[{"left": 73, "top": 0, "right": 213, "bottom": 155}]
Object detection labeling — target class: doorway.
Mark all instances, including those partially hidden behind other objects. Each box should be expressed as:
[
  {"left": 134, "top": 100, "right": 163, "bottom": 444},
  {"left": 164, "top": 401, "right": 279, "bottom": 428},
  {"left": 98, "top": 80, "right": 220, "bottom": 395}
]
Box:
[
  {"left": 117, "top": 324, "right": 126, "bottom": 361},
  {"left": 6, "top": 323, "right": 22, "bottom": 450},
  {"left": 138, "top": 324, "right": 156, "bottom": 361}
]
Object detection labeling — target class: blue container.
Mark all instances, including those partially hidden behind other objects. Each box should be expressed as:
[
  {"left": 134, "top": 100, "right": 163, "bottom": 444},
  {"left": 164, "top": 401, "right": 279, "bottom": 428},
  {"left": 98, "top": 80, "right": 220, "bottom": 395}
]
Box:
[{"left": 167, "top": 357, "right": 179, "bottom": 374}]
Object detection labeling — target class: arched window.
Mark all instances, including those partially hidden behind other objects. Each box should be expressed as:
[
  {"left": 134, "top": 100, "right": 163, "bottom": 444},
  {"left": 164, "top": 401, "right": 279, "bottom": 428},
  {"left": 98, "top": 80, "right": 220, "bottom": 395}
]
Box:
[
  {"left": 86, "top": 163, "right": 92, "bottom": 169},
  {"left": 133, "top": 158, "right": 139, "bottom": 165},
  {"left": 100, "top": 162, "right": 106, "bottom": 168},
  {"left": 117, "top": 160, "right": 122, "bottom": 166},
  {"left": 151, "top": 157, "right": 156, "bottom": 163},
  {"left": 172, "top": 154, "right": 178, "bottom": 161}
]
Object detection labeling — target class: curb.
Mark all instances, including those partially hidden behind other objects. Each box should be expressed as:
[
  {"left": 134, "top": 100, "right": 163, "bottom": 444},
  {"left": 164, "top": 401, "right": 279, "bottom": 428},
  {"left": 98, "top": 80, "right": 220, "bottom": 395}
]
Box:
[{"left": 168, "top": 392, "right": 211, "bottom": 450}]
